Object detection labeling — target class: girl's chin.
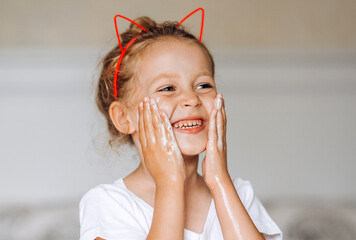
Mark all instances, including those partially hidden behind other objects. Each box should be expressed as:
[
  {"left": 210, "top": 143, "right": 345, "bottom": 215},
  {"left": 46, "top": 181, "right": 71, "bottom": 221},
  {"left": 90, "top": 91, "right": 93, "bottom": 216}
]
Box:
[
  {"left": 174, "top": 132, "right": 208, "bottom": 156},
  {"left": 178, "top": 143, "right": 206, "bottom": 156}
]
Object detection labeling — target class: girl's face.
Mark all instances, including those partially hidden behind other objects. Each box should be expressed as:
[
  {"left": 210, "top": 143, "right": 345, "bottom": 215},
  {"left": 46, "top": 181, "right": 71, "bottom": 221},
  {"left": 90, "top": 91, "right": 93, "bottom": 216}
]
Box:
[{"left": 129, "top": 38, "right": 217, "bottom": 156}]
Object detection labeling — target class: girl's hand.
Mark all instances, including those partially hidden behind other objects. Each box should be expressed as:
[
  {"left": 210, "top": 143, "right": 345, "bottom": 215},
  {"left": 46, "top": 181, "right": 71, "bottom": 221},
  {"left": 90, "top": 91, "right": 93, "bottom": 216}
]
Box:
[
  {"left": 202, "top": 93, "right": 230, "bottom": 189},
  {"left": 138, "top": 97, "right": 186, "bottom": 187}
]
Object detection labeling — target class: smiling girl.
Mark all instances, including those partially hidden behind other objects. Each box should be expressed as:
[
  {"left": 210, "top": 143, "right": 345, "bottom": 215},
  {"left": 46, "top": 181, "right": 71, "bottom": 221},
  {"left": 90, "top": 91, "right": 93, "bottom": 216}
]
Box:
[{"left": 79, "top": 10, "right": 282, "bottom": 240}]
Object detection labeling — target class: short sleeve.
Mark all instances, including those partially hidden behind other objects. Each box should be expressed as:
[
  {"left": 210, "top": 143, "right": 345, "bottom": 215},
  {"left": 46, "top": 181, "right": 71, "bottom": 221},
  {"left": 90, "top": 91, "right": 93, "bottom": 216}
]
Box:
[
  {"left": 233, "top": 178, "right": 283, "bottom": 240},
  {"left": 79, "top": 186, "right": 147, "bottom": 240}
]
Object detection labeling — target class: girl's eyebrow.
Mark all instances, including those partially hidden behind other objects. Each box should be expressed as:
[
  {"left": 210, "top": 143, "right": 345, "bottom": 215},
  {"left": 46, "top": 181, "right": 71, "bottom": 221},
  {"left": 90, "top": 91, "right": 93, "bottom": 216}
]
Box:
[
  {"left": 152, "top": 73, "right": 179, "bottom": 83},
  {"left": 151, "top": 71, "right": 213, "bottom": 83}
]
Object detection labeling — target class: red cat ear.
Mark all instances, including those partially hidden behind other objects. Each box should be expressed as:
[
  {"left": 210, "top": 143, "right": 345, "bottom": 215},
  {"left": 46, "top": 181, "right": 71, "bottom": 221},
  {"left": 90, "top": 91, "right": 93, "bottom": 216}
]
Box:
[
  {"left": 114, "top": 15, "right": 147, "bottom": 52},
  {"left": 113, "top": 15, "right": 147, "bottom": 100},
  {"left": 176, "top": 8, "right": 205, "bottom": 42}
]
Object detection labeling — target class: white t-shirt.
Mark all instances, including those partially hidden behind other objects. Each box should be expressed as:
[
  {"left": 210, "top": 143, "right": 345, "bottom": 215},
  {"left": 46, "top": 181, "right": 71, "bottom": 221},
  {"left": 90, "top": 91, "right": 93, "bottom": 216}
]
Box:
[{"left": 79, "top": 176, "right": 283, "bottom": 240}]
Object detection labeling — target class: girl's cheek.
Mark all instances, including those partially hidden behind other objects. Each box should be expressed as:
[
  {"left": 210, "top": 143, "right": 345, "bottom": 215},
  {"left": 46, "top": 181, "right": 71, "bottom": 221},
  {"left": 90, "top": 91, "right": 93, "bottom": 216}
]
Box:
[
  {"left": 204, "top": 97, "right": 216, "bottom": 114},
  {"left": 154, "top": 97, "right": 170, "bottom": 115}
]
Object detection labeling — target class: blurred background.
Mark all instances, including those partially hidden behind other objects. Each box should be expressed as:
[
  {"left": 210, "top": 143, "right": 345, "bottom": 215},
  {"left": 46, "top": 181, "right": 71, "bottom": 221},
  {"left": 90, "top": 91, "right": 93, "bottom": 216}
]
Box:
[{"left": 1, "top": 0, "right": 356, "bottom": 239}]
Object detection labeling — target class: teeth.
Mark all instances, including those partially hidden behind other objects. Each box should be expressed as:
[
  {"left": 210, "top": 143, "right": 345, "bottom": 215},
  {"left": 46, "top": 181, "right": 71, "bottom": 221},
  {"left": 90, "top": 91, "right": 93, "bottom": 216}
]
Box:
[{"left": 173, "top": 119, "right": 204, "bottom": 129}]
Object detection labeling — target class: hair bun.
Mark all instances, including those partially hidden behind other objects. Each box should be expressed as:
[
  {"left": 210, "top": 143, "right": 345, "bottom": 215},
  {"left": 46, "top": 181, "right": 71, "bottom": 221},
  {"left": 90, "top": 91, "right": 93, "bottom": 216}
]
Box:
[{"left": 130, "top": 16, "right": 157, "bottom": 33}]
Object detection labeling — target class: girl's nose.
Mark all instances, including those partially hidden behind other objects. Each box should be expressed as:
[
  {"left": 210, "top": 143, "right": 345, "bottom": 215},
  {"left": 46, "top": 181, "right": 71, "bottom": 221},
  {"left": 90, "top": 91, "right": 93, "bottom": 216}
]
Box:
[{"left": 180, "top": 91, "right": 201, "bottom": 108}]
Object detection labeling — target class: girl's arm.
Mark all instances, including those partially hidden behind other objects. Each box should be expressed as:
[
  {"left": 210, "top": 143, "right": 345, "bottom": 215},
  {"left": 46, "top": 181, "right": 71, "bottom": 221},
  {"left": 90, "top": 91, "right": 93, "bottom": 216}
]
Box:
[
  {"left": 96, "top": 97, "right": 186, "bottom": 240},
  {"left": 202, "top": 94, "right": 264, "bottom": 240},
  {"left": 94, "top": 181, "right": 185, "bottom": 240},
  {"left": 141, "top": 98, "right": 186, "bottom": 240},
  {"left": 209, "top": 175, "right": 264, "bottom": 240},
  {"left": 146, "top": 180, "right": 185, "bottom": 240}
]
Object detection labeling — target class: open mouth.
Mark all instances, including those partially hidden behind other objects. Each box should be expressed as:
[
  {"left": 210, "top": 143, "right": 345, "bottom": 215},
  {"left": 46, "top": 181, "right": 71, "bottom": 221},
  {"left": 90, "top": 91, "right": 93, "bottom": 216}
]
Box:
[{"left": 172, "top": 119, "right": 204, "bottom": 129}]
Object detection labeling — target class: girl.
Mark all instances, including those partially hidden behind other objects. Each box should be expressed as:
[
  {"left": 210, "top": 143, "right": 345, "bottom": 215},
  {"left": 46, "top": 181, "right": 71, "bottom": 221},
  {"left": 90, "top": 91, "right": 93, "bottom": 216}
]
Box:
[{"left": 80, "top": 9, "right": 282, "bottom": 240}]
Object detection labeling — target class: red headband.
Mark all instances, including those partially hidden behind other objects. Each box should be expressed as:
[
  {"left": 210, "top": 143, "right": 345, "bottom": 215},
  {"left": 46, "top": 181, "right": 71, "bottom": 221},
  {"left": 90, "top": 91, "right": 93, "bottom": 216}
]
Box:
[{"left": 113, "top": 7, "right": 205, "bottom": 100}]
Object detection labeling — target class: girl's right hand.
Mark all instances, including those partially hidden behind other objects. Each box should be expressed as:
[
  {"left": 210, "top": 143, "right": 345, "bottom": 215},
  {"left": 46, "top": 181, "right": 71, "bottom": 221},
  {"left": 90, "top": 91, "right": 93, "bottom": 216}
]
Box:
[{"left": 138, "top": 97, "right": 186, "bottom": 187}]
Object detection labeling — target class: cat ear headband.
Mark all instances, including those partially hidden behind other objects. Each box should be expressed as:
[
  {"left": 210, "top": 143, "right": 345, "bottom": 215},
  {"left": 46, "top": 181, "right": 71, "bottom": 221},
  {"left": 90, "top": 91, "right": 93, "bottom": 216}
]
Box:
[{"left": 113, "top": 7, "right": 205, "bottom": 100}]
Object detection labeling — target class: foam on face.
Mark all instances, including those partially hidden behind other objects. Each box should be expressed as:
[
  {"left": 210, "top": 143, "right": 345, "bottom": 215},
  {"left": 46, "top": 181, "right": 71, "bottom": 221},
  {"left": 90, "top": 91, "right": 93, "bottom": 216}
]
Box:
[
  {"left": 162, "top": 110, "right": 183, "bottom": 162},
  {"left": 150, "top": 98, "right": 167, "bottom": 149},
  {"left": 146, "top": 100, "right": 156, "bottom": 144},
  {"left": 148, "top": 98, "right": 182, "bottom": 164},
  {"left": 159, "top": 122, "right": 167, "bottom": 148}
]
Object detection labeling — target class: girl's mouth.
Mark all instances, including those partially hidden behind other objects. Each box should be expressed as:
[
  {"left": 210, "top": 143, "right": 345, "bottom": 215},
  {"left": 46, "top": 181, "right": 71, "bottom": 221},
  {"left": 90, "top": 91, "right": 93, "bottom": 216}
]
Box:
[{"left": 171, "top": 118, "right": 206, "bottom": 134}]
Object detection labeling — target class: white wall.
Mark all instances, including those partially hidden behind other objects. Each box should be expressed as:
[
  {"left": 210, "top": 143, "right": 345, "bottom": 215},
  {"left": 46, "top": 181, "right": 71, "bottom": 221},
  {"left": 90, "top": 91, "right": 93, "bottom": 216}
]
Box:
[{"left": 1, "top": 48, "right": 355, "bottom": 205}]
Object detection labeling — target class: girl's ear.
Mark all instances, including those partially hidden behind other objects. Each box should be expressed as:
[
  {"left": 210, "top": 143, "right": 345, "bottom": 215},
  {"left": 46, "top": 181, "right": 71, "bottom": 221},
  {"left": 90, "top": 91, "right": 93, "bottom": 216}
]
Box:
[{"left": 109, "top": 101, "right": 136, "bottom": 134}]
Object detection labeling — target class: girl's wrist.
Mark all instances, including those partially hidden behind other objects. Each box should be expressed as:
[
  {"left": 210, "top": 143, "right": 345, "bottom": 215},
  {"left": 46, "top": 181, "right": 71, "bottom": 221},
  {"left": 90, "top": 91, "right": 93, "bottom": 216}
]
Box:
[{"left": 206, "top": 172, "right": 232, "bottom": 193}]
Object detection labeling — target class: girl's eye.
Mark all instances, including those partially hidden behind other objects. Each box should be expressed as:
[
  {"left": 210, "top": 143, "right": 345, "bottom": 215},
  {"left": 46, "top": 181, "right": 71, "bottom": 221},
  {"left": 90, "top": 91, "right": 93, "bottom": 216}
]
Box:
[
  {"left": 196, "top": 83, "right": 213, "bottom": 89},
  {"left": 158, "top": 83, "right": 212, "bottom": 92},
  {"left": 158, "top": 86, "right": 175, "bottom": 92}
]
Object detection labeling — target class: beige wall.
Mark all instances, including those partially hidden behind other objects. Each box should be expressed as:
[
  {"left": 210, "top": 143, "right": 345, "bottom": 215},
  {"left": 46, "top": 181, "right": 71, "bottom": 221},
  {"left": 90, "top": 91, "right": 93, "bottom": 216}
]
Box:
[{"left": 1, "top": 0, "right": 356, "bottom": 50}]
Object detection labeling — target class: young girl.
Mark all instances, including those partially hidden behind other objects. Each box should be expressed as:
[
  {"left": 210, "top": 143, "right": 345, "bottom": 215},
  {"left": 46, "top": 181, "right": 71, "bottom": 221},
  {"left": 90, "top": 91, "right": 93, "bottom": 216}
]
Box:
[{"left": 80, "top": 9, "right": 282, "bottom": 240}]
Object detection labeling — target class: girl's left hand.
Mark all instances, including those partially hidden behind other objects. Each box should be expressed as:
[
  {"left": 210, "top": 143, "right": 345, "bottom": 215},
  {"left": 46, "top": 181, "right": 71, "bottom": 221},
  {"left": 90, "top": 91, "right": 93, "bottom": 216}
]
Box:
[{"left": 202, "top": 93, "right": 230, "bottom": 189}]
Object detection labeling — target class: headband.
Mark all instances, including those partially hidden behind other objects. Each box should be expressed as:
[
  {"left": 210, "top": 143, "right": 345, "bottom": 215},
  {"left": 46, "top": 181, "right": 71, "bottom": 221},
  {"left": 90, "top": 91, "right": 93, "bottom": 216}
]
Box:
[{"left": 113, "top": 7, "right": 205, "bottom": 100}]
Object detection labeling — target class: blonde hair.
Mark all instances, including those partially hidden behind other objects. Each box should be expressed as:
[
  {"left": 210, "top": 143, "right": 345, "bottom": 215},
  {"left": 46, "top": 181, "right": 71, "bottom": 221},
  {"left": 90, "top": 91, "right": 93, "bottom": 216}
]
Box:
[{"left": 95, "top": 16, "right": 215, "bottom": 150}]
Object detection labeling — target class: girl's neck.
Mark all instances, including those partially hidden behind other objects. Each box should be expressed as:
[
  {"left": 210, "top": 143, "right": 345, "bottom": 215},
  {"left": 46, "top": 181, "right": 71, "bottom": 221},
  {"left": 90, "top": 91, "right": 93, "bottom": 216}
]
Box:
[{"left": 182, "top": 154, "right": 200, "bottom": 181}]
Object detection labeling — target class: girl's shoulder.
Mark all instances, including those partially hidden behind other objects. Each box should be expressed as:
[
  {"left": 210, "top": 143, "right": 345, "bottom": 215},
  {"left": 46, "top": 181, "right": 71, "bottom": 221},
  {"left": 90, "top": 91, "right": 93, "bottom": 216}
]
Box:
[
  {"left": 79, "top": 178, "right": 151, "bottom": 239},
  {"left": 231, "top": 176, "right": 256, "bottom": 203},
  {"left": 231, "top": 176, "right": 271, "bottom": 211},
  {"left": 80, "top": 176, "right": 253, "bottom": 204},
  {"left": 79, "top": 177, "right": 137, "bottom": 212},
  {"left": 79, "top": 176, "right": 254, "bottom": 211},
  {"left": 231, "top": 176, "right": 283, "bottom": 238},
  {"left": 231, "top": 176, "right": 253, "bottom": 188}
]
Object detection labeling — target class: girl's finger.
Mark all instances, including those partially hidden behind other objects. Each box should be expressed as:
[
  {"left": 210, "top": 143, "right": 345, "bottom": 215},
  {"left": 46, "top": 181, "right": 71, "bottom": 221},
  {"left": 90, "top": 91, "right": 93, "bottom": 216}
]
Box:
[
  {"left": 160, "top": 110, "right": 174, "bottom": 143},
  {"left": 220, "top": 93, "right": 227, "bottom": 128},
  {"left": 138, "top": 101, "right": 147, "bottom": 147},
  {"left": 149, "top": 98, "right": 160, "bottom": 130},
  {"left": 218, "top": 93, "right": 227, "bottom": 139},
  {"left": 160, "top": 110, "right": 182, "bottom": 159},
  {"left": 216, "top": 96, "right": 224, "bottom": 151},
  {"left": 219, "top": 94, "right": 227, "bottom": 140},
  {"left": 143, "top": 97, "right": 155, "bottom": 145},
  {"left": 150, "top": 98, "right": 166, "bottom": 147},
  {"left": 208, "top": 98, "right": 218, "bottom": 149}
]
